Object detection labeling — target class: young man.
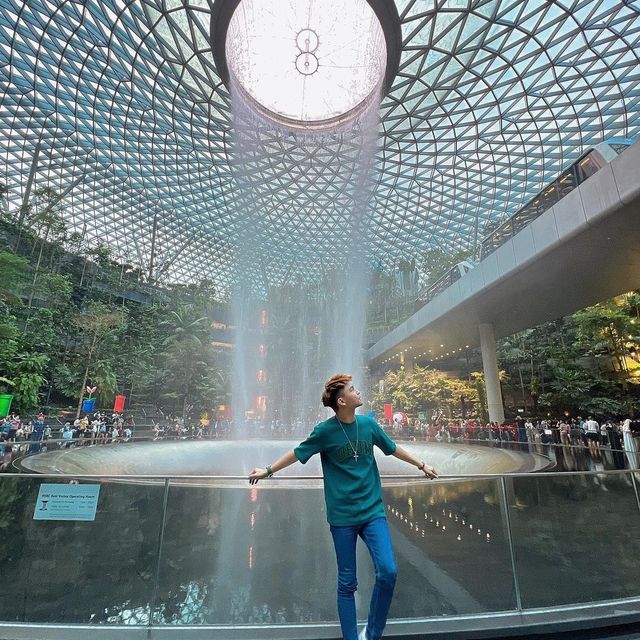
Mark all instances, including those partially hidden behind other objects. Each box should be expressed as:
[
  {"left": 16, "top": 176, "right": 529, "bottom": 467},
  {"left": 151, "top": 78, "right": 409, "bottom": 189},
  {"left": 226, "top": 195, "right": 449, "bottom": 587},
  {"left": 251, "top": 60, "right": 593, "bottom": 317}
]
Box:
[{"left": 248, "top": 373, "right": 438, "bottom": 640}]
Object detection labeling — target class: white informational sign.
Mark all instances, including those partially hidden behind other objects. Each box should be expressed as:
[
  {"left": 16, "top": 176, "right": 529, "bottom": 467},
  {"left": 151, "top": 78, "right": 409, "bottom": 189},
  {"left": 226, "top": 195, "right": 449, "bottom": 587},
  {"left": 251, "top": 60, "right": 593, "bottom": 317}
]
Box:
[{"left": 33, "top": 483, "right": 101, "bottom": 521}]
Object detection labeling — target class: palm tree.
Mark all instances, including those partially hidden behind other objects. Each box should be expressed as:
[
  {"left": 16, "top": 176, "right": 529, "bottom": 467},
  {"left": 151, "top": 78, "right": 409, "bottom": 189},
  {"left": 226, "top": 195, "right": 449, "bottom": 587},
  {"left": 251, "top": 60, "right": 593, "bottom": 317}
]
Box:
[{"left": 161, "top": 305, "right": 210, "bottom": 420}]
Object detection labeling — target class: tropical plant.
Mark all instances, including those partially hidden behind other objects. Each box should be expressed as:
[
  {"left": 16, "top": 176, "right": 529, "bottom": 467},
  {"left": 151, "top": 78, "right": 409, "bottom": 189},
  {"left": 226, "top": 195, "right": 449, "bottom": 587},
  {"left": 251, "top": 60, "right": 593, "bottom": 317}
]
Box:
[
  {"left": 70, "top": 303, "right": 124, "bottom": 417},
  {"left": 496, "top": 293, "right": 640, "bottom": 416},
  {"left": 160, "top": 304, "right": 211, "bottom": 418},
  {"left": 470, "top": 371, "right": 489, "bottom": 424},
  {"left": 0, "top": 252, "right": 29, "bottom": 305},
  {"left": 23, "top": 187, "right": 68, "bottom": 306},
  {"left": 574, "top": 299, "right": 638, "bottom": 374},
  {"left": 0, "top": 375, "right": 14, "bottom": 394},
  {"left": 91, "top": 360, "right": 118, "bottom": 405},
  {"left": 0, "top": 304, "right": 20, "bottom": 396},
  {"left": 9, "top": 352, "right": 49, "bottom": 412},
  {"left": 372, "top": 365, "right": 479, "bottom": 420}
]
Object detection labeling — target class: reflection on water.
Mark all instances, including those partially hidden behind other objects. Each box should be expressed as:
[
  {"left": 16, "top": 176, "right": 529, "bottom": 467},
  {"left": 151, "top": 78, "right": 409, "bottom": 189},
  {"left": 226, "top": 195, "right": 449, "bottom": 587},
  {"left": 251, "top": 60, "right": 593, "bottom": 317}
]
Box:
[
  {"left": 151, "top": 488, "right": 343, "bottom": 625},
  {"left": 538, "top": 439, "right": 627, "bottom": 472},
  {"left": 19, "top": 439, "right": 552, "bottom": 479}
]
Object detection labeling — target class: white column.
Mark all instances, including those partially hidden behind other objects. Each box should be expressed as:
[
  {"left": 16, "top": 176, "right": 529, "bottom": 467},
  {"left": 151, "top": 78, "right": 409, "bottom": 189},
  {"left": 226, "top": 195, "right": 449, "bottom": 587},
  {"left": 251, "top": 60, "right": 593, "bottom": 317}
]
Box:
[
  {"left": 401, "top": 353, "right": 414, "bottom": 372},
  {"left": 479, "top": 323, "right": 505, "bottom": 424}
]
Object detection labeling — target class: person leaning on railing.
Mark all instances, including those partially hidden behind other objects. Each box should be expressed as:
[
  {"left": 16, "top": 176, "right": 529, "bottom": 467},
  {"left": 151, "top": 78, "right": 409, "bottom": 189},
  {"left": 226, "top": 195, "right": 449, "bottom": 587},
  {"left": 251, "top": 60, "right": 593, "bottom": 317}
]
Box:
[
  {"left": 248, "top": 373, "right": 438, "bottom": 640},
  {"left": 622, "top": 418, "right": 640, "bottom": 470}
]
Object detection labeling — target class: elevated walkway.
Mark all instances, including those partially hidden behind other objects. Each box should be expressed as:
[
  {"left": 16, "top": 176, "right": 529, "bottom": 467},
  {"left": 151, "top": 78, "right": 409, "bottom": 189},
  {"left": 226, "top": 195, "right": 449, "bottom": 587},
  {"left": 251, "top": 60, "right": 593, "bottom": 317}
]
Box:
[{"left": 367, "top": 140, "right": 640, "bottom": 367}]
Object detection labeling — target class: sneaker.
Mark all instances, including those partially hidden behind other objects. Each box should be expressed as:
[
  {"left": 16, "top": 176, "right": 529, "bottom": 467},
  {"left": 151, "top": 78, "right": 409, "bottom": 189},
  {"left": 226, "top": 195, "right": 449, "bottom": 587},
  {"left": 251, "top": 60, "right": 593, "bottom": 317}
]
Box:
[{"left": 358, "top": 627, "right": 369, "bottom": 640}]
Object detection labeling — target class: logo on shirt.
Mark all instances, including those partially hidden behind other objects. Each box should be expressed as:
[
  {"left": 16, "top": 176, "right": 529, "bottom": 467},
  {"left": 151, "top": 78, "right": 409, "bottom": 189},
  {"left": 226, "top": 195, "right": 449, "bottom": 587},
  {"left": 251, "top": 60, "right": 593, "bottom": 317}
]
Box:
[{"left": 336, "top": 440, "right": 373, "bottom": 462}]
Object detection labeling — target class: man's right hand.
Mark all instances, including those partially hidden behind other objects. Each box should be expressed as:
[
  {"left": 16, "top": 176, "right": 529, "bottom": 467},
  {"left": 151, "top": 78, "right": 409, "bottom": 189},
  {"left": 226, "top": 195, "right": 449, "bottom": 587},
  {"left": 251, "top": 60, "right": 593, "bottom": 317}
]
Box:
[{"left": 248, "top": 468, "right": 269, "bottom": 484}]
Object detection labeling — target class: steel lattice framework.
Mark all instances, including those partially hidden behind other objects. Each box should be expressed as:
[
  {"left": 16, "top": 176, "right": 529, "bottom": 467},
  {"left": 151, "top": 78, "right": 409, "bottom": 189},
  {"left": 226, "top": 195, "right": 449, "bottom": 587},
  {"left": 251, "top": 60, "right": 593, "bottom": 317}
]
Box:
[{"left": 1, "top": 0, "right": 639, "bottom": 289}]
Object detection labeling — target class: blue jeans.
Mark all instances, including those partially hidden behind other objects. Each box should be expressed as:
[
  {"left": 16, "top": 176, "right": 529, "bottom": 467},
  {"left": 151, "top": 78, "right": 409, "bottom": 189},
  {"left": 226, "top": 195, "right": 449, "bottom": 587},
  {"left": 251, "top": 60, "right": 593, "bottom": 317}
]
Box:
[{"left": 330, "top": 516, "right": 397, "bottom": 640}]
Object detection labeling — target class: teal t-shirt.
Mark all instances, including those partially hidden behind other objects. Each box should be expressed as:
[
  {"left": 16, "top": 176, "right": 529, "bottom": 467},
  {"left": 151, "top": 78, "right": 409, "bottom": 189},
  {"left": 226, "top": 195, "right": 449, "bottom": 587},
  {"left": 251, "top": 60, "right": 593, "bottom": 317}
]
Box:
[{"left": 294, "top": 415, "right": 397, "bottom": 526}]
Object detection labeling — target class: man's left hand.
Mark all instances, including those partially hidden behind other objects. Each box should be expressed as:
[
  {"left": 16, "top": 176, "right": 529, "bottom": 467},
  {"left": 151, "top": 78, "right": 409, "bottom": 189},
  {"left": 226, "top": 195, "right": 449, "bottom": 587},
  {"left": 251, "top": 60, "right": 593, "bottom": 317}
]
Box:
[{"left": 421, "top": 464, "right": 438, "bottom": 479}]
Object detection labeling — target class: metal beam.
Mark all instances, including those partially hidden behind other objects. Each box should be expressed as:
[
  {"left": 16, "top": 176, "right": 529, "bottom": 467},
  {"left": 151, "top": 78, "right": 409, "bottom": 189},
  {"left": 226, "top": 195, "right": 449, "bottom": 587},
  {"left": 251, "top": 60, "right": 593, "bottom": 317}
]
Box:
[{"left": 17, "top": 142, "right": 41, "bottom": 226}]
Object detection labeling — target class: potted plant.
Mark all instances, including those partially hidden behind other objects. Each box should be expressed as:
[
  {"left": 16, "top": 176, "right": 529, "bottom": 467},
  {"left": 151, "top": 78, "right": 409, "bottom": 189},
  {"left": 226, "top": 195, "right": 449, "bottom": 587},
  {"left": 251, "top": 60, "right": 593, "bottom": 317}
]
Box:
[{"left": 82, "top": 386, "right": 97, "bottom": 413}]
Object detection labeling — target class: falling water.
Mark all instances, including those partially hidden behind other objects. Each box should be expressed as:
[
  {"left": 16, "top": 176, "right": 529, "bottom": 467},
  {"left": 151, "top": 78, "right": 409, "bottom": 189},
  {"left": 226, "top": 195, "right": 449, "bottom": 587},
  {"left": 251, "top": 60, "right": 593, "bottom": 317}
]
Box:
[{"left": 230, "top": 84, "right": 382, "bottom": 430}]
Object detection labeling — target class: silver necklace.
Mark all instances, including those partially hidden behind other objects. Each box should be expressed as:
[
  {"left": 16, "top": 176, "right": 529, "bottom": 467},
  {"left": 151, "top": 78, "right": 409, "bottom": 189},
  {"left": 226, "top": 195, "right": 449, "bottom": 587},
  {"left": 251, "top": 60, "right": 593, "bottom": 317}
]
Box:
[{"left": 336, "top": 415, "right": 359, "bottom": 460}]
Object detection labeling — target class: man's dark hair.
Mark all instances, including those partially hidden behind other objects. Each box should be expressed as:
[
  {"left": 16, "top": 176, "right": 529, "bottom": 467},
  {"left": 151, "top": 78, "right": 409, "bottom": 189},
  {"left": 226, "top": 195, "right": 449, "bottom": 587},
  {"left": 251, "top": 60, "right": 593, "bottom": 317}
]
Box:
[{"left": 322, "top": 373, "right": 352, "bottom": 412}]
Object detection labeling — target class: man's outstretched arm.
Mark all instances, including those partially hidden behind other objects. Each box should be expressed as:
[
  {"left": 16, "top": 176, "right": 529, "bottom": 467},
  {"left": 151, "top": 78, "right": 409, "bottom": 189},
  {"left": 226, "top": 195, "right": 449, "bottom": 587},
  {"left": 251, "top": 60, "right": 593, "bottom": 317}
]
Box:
[
  {"left": 392, "top": 445, "right": 438, "bottom": 479},
  {"left": 248, "top": 449, "right": 299, "bottom": 484}
]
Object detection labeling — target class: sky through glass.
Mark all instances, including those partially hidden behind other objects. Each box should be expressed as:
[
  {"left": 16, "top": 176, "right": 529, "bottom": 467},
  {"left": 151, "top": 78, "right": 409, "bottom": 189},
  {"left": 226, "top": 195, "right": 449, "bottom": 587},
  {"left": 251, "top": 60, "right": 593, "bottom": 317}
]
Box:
[{"left": 226, "top": 0, "right": 387, "bottom": 127}]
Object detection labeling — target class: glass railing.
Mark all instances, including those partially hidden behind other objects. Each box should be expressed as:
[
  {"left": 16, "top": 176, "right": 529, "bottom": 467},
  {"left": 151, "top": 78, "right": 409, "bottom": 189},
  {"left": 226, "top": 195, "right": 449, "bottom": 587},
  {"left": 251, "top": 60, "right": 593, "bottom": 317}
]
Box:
[{"left": 1, "top": 470, "right": 639, "bottom": 638}]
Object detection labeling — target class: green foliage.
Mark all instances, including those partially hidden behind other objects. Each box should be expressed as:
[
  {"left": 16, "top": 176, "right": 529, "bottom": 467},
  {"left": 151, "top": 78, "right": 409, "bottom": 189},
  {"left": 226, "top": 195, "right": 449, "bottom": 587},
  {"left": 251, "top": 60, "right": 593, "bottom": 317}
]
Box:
[
  {"left": 162, "top": 305, "right": 209, "bottom": 350},
  {"left": 470, "top": 372, "right": 489, "bottom": 424},
  {"left": 573, "top": 300, "right": 639, "bottom": 373},
  {"left": 20, "top": 308, "right": 57, "bottom": 352},
  {"left": 92, "top": 360, "right": 118, "bottom": 405},
  {"left": 158, "top": 304, "right": 217, "bottom": 416},
  {"left": 28, "top": 187, "right": 67, "bottom": 240},
  {"left": 109, "top": 304, "right": 162, "bottom": 400},
  {"left": 497, "top": 293, "right": 640, "bottom": 417},
  {"left": 86, "top": 243, "right": 112, "bottom": 268},
  {"left": 0, "top": 309, "right": 19, "bottom": 389},
  {"left": 192, "top": 368, "right": 229, "bottom": 413},
  {"left": 0, "top": 252, "right": 29, "bottom": 303},
  {"left": 10, "top": 352, "right": 49, "bottom": 412},
  {"left": 1, "top": 188, "right": 230, "bottom": 417},
  {"left": 51, "top": 362, "right": 83, "bottom": 400},
  {"left": 0, "top": 311, "right": 18, "bottom": 351},
  {"left": 29, "top": 272, "right": 73, "bottom": 306},
  {"left": 4, "top": 175, "right": 638, "bottom": 421},
  {"left": 372, "top": 365, "right": 479, "bottom": 419}
]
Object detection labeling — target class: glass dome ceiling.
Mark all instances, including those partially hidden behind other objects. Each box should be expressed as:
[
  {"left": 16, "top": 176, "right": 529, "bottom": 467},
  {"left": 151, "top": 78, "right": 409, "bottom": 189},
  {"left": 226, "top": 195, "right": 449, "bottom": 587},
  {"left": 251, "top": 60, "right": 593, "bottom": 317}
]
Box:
[
  {"left": 226, "top": 0, "right": 387, "bottom": 129},
  {"left": 0, "top": 0, "right": 639, "bottom": 290}
]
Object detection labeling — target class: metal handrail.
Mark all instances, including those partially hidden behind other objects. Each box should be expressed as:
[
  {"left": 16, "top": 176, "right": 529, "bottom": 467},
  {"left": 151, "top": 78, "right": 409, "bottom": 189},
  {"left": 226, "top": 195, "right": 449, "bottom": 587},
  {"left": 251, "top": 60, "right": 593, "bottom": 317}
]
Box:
[
  {"left": 3, "top": 433, "right": 638, "bottom": 453},
  {"left": 0, "top": 468, "right": 635, "bottom": 480}
]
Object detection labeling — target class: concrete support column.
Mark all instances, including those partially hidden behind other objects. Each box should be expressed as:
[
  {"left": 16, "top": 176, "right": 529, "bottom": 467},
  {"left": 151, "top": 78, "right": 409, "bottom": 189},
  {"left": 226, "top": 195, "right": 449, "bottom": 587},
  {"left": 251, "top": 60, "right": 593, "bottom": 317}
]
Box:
[
  {"left": 400, "top": 352, "right": 414, "bottom": 372},
  {"left": 479, "top": 323, "right": 505, "bottom": 424}
]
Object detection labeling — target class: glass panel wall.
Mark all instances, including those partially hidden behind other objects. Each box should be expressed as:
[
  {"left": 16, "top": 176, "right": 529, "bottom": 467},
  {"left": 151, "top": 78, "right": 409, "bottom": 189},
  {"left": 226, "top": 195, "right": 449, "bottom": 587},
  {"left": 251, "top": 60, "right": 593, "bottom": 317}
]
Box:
[
  {"left": 153, "top": 482, "right": 337, "bottom": 625},
  {"left": 0, "top": 477, "right": 164, "bottom": 625},
  {"left": 1, "top": 472, "right": 639, "bottom": 631},
  {"left": 505, "top": 472, "right": 640, "bottom": 608},
  {"left": 151, "top": 478, "right": 517, "bottom": 625},
  {"left": 384, "top": 479, "right": 516, "bottom": 618}
]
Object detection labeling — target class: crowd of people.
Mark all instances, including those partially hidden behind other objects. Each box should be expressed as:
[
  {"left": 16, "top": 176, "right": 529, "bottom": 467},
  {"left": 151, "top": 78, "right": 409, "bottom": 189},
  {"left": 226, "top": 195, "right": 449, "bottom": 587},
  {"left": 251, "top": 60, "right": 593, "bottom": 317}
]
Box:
[
  {"left": 1, "top": 411, "right": 135, "bottom": 444},
  {"left": 390, "top": 414, "right": 640, "bottom": 468},
  {"left": 112, "top": 412, "right": 640, "bottom": 473},
  {"left": 59, "top": 412, "right": 135, "bottom": 444},
  {"left": 1, "top": 412, "right": 51, "bottom": 442},
  {"left": 2, "top": 407, "right": 640, "bottom": 472},
  {"left": 0, "top": 411, "right": 135, "bottom": 470}
]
